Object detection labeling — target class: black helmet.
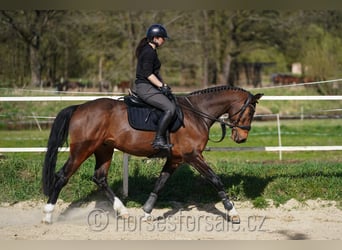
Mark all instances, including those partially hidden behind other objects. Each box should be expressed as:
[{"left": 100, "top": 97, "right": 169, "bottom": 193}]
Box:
[{"left": 146, "top": 24, "right": 169, "bottom": 41}]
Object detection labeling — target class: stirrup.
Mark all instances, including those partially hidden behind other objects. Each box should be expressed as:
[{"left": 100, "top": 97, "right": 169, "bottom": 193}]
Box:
[
  {"left": 152, "top": 141, "right": 173, "bottom": 149},
  {"left": 152, "top": 137, "right": 173, "bottom": 149}
]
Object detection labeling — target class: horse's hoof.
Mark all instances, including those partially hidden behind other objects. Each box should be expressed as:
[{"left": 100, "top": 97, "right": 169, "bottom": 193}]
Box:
[
  {"left": 142, "top": 213, "right": 154, "bottom": 222},
  {"left": 230, "top": 215, "right": 241, "bottom": 224},
  {"left": 41, "top": 219, "right": 52, "bottom": 225},
  {"left": 41, "top": 214, "right": 53, "bottom": 224}
]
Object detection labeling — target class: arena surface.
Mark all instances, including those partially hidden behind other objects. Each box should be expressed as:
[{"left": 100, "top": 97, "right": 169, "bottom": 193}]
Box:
[{"left": 0, "top": 198, "right": 341, "bottom": 240}]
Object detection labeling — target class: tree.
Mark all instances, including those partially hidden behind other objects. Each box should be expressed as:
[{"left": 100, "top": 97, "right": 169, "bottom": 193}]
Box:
[
  {"left": 1, "top": 10, "right": 341, "bottom": 91},
  {"left": 205, "top": 10, "right": 282, "bottom": 86},
  {"left": 0, "top": 10, "right": 64, "bottom": 87}
]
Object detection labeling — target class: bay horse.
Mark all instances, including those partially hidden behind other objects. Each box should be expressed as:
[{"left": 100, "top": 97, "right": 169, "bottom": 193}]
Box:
[{"left": 42, "top": 86, "right": 263, "bottom": 224}]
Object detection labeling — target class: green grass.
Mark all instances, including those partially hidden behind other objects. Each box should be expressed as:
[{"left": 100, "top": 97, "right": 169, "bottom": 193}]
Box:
[
  {"left": 0, "top": 154, "right": 340, "bottom": 209},
  {"left": 0, "top": 119, "right": 341, "bottom": 209},
  {"left": 1, "top": 86, "right": 341, "bottom": 209},
  {"left": 205, "top": 119, "right": 342, "bottom": 162}
]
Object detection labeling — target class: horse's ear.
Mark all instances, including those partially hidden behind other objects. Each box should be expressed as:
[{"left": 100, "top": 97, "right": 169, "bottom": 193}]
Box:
[{"left": 254, "top": 93, "right": 264, "bottom": 102}]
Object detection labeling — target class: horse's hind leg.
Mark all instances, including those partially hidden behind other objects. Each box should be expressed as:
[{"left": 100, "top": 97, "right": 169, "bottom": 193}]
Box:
[
  {"left": 92, "top": 147, "right": 128, "bottom": 217},
  {"left": 42, "top": 157, "right": 82, "bottom": 224}
]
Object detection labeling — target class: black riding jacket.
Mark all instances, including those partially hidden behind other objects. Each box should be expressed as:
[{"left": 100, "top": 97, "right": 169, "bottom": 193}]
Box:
[{"left": 135, "top": 44, "right": 162, "bottom": 84}]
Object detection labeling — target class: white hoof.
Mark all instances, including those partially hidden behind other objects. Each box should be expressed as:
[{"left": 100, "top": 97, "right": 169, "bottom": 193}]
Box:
[
  {"left": 113, "top": 197, "right": 129, "bottom": 217},
  {"left": 229, "top": 206, "right": 238, "bottom": 216},
  {"left": 41, "top": 213, "right": 53, "bottom": 224},
  {"left": 228, "top": 206, "right": 240, "bottom": 224},
  {"left": 42, "top": 203, "right": 55, "bottom": 224},
  {"left": 142, "top": 212, "right": 153, "bottom": 222}
]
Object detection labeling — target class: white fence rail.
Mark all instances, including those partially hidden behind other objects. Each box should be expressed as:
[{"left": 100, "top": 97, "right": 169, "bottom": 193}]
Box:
[
  {"left": 205, "top": 146, "right": 342, "bottom": 152},
  {"left": 0, "top": 96, "right": 122, "bottom": 101},
  {"left": 1, "top": 95, "right": 342, "bottom": 101},
  {"left": 2, "top": 146, "right": 342, "bottom": 153}
]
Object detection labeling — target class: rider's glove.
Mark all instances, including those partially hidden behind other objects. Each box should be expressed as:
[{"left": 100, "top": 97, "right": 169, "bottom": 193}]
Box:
[{"left": 160, "top": 85, "right": 172, "bottom": 97}]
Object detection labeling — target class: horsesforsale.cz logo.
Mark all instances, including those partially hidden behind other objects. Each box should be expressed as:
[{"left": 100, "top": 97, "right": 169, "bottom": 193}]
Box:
[
  {"left": 87, "top": 208, "right": 109, "bottom": 231},
  {"left": 87, "top": 208, "right": 267, "bottom": 233}
]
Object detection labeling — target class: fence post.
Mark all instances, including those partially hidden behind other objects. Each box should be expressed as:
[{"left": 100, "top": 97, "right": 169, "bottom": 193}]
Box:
[
  {"left": 301, "top": 106, "right": 304, "bottom": 120},
  {"left": 122, "top": 153, "right": 129, "bottom": 198},
  {"left": 277, "top": 114, "right": 282, "bottom": 161},
  {"left": 31, "top": 112, "right": 42, "bottom": 131}
]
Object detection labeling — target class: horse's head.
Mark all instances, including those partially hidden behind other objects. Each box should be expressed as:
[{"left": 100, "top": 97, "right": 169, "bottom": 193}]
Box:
[{"left": 228, "top": 93, "right": 263, "bottom": 143}]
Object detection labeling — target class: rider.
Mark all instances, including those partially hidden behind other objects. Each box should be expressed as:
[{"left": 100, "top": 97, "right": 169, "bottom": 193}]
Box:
[{"left": 133, "top": 24, "right": 176, "bottom": 150}]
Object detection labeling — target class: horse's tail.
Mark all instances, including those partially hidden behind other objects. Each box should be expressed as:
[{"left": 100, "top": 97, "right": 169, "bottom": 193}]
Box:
[{"left": 42, "top": 105, "right": 79, "bottom": 196}]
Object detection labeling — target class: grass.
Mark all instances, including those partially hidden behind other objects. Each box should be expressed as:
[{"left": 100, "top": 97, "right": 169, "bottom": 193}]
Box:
[
  {"left": 0, "top": 154, "right": 341, "bottom": 209},
  {"left": 205, "top": 119, "right": 342, "bottom": 162},
  {"left": 0, "top": 119, "right": 341, "bottom": 209}
]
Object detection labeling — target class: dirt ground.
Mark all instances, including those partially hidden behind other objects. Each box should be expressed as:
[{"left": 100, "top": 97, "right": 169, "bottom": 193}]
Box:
[{"left": 0, "top": 198, "right": 341, "bottom": 240}]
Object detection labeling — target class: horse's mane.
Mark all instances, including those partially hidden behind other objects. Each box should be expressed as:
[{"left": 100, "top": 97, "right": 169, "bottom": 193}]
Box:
[{"left": 187, "top": 85, "right": 249, "bottom": 96}]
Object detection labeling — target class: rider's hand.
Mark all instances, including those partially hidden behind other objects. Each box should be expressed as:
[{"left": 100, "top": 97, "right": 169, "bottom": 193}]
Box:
[{"left": 160, "top": 85, "right": 172, "bottom": 96}]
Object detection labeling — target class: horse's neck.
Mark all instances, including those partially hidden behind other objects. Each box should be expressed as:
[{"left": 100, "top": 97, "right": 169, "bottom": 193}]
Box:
[{"left": 186, "top": 90, "right": 241, "bottom": 122}]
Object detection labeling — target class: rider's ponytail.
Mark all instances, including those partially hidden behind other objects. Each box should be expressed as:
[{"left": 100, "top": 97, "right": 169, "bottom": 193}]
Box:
[{"left": 135, "top": 37, "right": 148, "bottom": 58}]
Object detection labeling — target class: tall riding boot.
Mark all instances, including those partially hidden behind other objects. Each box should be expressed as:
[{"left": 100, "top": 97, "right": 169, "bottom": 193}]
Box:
[{"left": 152, "top": 110, "right": 173, "bottom": 149}]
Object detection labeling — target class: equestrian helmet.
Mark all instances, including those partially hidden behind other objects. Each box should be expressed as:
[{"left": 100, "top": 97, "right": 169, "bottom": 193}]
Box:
[{"left": 146, "top": 24, "right": 169, "bottom": 41}]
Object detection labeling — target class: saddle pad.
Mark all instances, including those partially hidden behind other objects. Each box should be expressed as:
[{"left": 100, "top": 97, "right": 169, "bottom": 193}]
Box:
[{"left": 126, "top": 106, "right": 183, "bottom": 132}]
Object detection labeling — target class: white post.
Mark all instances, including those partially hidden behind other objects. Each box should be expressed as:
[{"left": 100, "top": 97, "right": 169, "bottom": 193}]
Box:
[
  {"left": 301, "top": 106, "right": 304, "bottom": 121},
  {"left": 277, "top": 114, "right": 282, "bottom": 161},
  {"left": 122, "top": 153, "right": 129, "bottom": 198},
  {"left": 31, "top": 112, "right": 42, "bottom": 131}
]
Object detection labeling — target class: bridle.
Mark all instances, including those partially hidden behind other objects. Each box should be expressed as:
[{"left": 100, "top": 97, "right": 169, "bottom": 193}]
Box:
[
  {"left": 183, "top": 94, "right": 255, "bottom": 142},
  {"left": 226, "top": 94, "right": 255, "bottom": 132}
]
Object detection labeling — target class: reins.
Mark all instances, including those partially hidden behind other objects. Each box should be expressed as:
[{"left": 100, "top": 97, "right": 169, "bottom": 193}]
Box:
[{"left": 182, "top": 94, "right": 253, "bottom": 143}]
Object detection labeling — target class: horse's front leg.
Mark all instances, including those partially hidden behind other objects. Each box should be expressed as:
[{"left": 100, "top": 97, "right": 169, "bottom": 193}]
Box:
[
  {"left": 93, "top": 175, "right": 128, "bottom": 217},
  {"left": 187, "top": 153, "right": 240, "bottom": 224},
  {"left": 93, "top": 149, "right": 128, "bottom": 217},
  {"left": 142, "top": 157, "right": 179, "bottom": 220}
]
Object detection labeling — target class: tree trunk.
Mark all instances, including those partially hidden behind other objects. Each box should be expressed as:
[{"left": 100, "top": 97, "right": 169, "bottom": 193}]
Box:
[
  {"left": 201, "top": 10, "right": 209, "bottom": 88},
  {"left": 62, "top": 44, "right": 68, "bottom": 80},
  {"left": 222, "top": 53, "right": 232, "bottom": 85},
  {"left": 98, "top": 56, "right": 103, "bottom": 91},
  {"left": 29, "top": 43, "right": 41, "bottom": 87},
  {"left": 124, "top": 11, "right": 136, "bottom": 87}
]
